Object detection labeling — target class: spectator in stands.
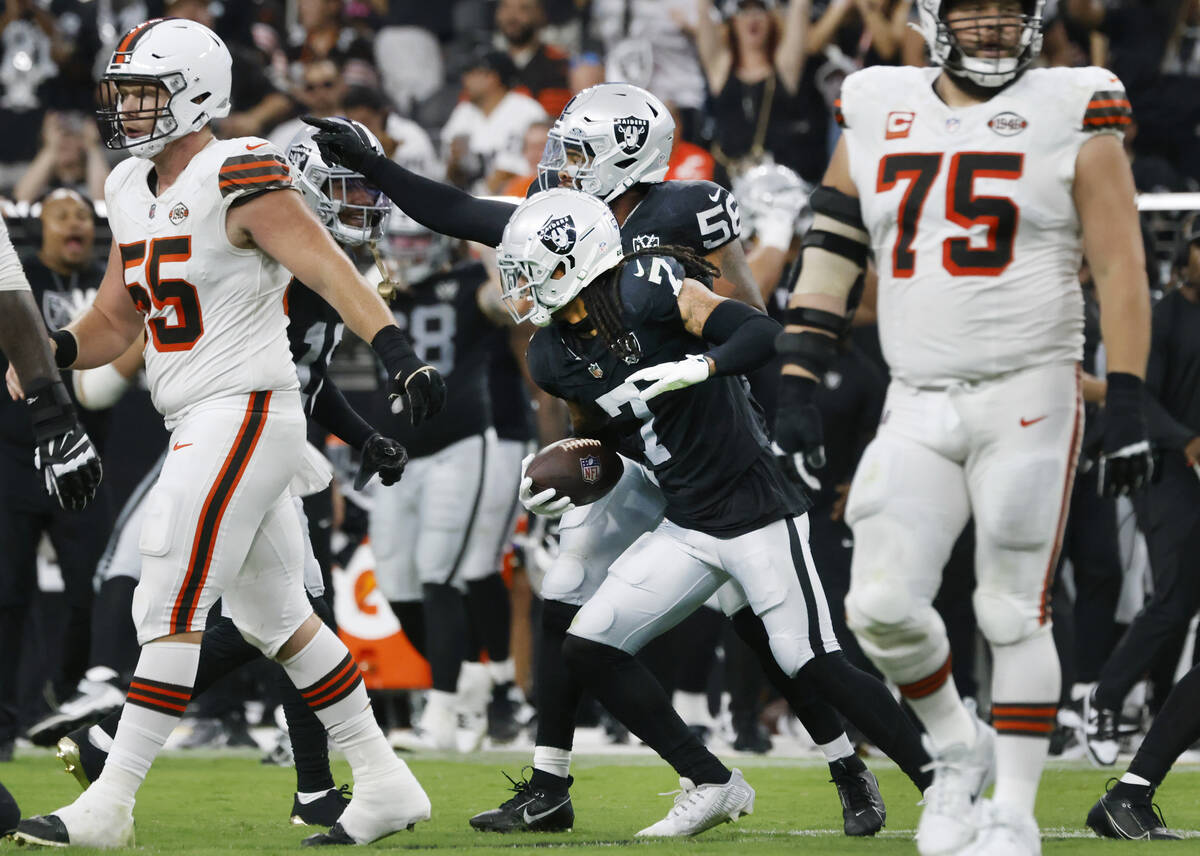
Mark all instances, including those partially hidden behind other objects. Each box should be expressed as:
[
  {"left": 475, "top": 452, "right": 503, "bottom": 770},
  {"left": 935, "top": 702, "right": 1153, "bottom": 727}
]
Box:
[
  {"left": 686, "top": 0, "right": 827, "bottom": 181},
  {"left": 0, "top": 189, "right": 112, "bottom": 761},
  {"left": 268, "top": 57, "right": 346, "bottom": 151},
  {"left": 492, "top": 119, "right": 552, "bottom": 197},
  {"left": 13, "top": 112, "right": 107, "bottom": 205},
  {"left": 661, "top": 101, "right": 716, "bottom": 182},
  {"left": 287, "top": 0, "right": 374, "bottom": 68},
  {"left": 806, "top": 0, "right": 916, "bottom": 66},
  {"left": 495, "top": 0, "right": 572, "bottom": 116},
  {"left": 341, "top": 86, "right": 442, "bottom": 178},
  {"left": 590, "top": 0, "right": 708, "bottom": 119},
  {"left": 167, "top": 0, "right": 293, "bottom": 138},
  {"left": 568, "top": 48, "right": 607, "bottom": 93},
  {"left": 441, "top": 47, "right": 547, "bottom": 190}
]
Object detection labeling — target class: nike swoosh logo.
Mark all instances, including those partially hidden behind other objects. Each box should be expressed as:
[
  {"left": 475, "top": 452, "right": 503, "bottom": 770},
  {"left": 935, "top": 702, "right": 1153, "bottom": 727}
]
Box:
[
  {"left": 173, "top": 442, "right": 193, "bottom": 450},
  {"left": 245, "top": 142, "right": 267, "bottom": 150},
  {"left": 708, "top": 190, "right": 721, "bottom": 202},
  {"left": 1019, "top": 416, "right": 1047, "bottom": 427},
  {"left": 523, "top": 798, "right": 570, "bottom": 825}
]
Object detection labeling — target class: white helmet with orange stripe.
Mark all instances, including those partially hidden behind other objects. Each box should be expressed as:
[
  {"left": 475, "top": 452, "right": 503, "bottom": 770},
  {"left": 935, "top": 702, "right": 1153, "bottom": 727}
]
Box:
[{"left": 97, "top": 18, "right": 232, "bottom": 159}]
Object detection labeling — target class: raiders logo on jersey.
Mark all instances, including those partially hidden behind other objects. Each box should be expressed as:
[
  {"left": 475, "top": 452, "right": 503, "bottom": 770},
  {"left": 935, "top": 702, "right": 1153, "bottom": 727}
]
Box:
[
  {"left": 539, "top": 215, "right": 577, "bottom": 254},
  {"left": 614, "top": 115, "right": 649, "bottom": 155}
]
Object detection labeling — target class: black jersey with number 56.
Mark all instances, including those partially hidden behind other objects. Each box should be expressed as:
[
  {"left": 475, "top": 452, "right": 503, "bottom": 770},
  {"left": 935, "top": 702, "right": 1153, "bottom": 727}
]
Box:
[{"left": 526, "top": 255, "right": 807, "bottom": 537}]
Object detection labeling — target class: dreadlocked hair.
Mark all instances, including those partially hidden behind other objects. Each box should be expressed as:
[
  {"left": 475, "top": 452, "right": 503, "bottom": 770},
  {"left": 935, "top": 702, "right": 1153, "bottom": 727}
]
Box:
[{"left": 580, "top": 244, "right": 721, "bottom": 363}]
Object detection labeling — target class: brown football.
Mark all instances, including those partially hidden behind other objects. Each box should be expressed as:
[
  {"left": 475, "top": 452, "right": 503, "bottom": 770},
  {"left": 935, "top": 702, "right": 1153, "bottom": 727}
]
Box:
[{"left": 526, "top": 438, "right": 624, "bottom": 506}]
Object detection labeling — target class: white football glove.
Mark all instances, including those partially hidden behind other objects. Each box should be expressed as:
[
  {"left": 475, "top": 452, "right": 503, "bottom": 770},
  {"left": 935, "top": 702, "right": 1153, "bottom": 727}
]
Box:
[
  {"left": 519, "top": 453, "right": 576, "bottom": 518},
  {"left": 627, "top": 353, "right": 712, "bottom": 402}
]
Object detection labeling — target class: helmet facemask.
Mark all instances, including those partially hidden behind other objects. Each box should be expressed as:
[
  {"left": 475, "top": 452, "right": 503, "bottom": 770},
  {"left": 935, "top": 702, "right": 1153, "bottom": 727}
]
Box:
[
  {"left": 917, "top": 0, "right": 1044, "bottom": 90},
  {"left": 498, "top": 256, "right": 561, "bottom": 326},
  {"left": 96, "top": 75, "right": 187, "bottom": 158},
  {"left": 324, "top": 174, "right": 390, "bottom": 247}
]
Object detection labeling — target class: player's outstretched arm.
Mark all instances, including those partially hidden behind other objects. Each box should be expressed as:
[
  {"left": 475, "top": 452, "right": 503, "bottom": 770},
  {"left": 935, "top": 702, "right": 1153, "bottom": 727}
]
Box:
[
  {"left": 1074, "top": 133, "right": 1153, "bottom": 496},
  {"left": 302, "top": 116, "right": 518, "bottom": 248},
  {"left": 775, "top": 137, "right": 867, "bottom": 472},
  {"left": 231, "top": 189, "right": 446, "bottom": 425}
]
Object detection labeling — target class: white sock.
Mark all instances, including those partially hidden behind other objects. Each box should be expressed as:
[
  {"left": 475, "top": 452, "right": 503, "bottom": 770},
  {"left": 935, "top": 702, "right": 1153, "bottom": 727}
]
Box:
[
  {"left": 818, "top": 734, "right": 855, "bottom": 763},
  {"left": 990, "top": 627, "right": 1060, "bottom": 814},
  {"left": 90, "top": 642, "right": 200, "bottom": 808},
  {"left": 901, "top": 658, "right": 977, "bottom": 752},
  {"left": 280, "top": 624, "right": 403, "bottom": 782},
  {"left": 1119, "top": 772, "right": 1151, "bottom": 787},
  {"left": 486, "top": 658, "right": 515, "bottom": 686},
  {"left": 533, "top": 745, "right": 572, "bottom": 780}
]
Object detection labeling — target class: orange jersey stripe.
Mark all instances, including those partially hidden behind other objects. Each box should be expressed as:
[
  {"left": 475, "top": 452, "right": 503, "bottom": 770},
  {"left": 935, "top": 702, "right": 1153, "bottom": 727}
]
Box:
[{"left": 218, "top": 173, "right": 291, "bottom": 187}]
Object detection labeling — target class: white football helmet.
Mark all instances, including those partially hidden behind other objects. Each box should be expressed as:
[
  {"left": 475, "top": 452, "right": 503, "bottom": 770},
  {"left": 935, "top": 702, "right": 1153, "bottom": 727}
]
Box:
[
  {"left": 97, "top": 18, "right": 231, "bottom": 158},
  {"left": 733, "top": 163, "right": 813, "bottom": 242},
  {"left": 497, "top": 189, "right": 623, "bottom": 327},
  {"left": 914, "top": 0, "right": 1044, "bottom": 90},
  {"left": 538, "top": 83, "right": 673, "bottom": 202},
  {"left": 287, "top": 119, "right": 391, "bottom": 247},
  {"left": 380, "top": 207, "right": 453, "bottom": 286}
]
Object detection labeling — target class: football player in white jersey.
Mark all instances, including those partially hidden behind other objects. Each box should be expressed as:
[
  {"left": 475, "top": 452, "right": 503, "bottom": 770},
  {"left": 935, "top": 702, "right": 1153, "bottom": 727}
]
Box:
[
  {"left": 12, "top": 18, "right": 445, "bottom": 849},
  {"left": 775, "top": 0, "right": 1153, "bottom": 853}
]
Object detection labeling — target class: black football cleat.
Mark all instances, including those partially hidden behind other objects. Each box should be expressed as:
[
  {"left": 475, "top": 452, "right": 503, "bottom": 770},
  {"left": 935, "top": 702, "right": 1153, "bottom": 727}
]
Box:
[
  {"left": 0, "top": 782, "right": 19, "bottom": 836},
  {"left": 469, "top": 769, "right": 574, "bottom": 833},
  {"left": 829, "top": 757, "right": 886, "bottom": 837},
  {"left": 12, "top": 814, "right": 71, "bottom": 846},
  {"left": 291, "top": 786, "right": 352, "bottom": 826},
  {"left": 1086, "top": 780, "right": 1183, "bottom": 840},
  {"left": 301, "top": 822, "right": 357, "bottom": 846},
  {"left": 486, "top": 685, "right": 522, "bottom": 745}
]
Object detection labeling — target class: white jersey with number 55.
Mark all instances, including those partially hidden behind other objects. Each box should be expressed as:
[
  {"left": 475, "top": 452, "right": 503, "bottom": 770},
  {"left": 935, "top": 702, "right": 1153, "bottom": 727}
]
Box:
[
  {"left": 105, "top": 137, "right": 300, "bottom": 426},
  {"left": 839, "top": 65, "right": 1130, "bottom": 388}
]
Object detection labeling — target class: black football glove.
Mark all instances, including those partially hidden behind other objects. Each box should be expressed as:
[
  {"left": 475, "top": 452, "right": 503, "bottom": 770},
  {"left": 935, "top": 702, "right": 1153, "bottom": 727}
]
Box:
[
  {"left": 371, "top": 326, "right": 448, "bottom": 426},
  {"left": 301, "top": 115, "right": 377, "bottom": 173},
  {"left": 26, "top": 380, "right": 102, "bottom": 511},
  {"left": 354, "top": 432, "right": 409, "bottom": 490},
  {"left": 774, "top": 373, "right": 826, "bottom": 490},
  {"left": 1098, "top": 372, "right": 1154, "bottom": 497}
]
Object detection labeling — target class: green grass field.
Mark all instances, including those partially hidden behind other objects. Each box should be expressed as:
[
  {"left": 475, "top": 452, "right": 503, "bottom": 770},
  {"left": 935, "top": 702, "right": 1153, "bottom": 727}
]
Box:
[{"left": 3, "top": 750, "right": 1199, "bottom": 853}]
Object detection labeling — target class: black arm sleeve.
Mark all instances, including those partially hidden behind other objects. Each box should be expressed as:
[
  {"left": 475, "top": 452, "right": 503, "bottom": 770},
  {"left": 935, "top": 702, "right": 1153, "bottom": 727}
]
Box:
[
  {"left": 310, "top": 379, "right": 376, "bottom": 450},
  {"left": 701, "top": 298, "right": 783, "bottom": 377},
  {"left": 359, "top": 154, "right": 518, "bottom": 247}
]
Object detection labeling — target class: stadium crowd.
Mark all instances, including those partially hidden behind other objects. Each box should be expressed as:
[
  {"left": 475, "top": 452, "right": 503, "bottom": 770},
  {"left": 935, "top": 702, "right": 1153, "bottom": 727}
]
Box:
[{"left": 0, "top": 0, "right": 1199, "bottom": 848}]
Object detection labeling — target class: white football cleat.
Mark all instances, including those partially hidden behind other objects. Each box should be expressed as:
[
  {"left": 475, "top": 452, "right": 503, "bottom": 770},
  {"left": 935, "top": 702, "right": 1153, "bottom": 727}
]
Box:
[
  {"left": 26, "top": 667, "right": 126, "bottom": 747},
  {"left": 12, "top": 788, "right": 135, "bottom": 849},
  {"left": 391, "top": 691, "right": 458, "bottom": 752},
  {"left": 916, "top": 717, "right": 996, "bottom": 856},
  {"left": 635, "top": 768, "right": 754, "bottom": 838},
  {"left": 304, "top": 763, "right": 431, "bottom": 846},
  {"left": 961, "top": 800, "right": 1041, "bottom": 856}
]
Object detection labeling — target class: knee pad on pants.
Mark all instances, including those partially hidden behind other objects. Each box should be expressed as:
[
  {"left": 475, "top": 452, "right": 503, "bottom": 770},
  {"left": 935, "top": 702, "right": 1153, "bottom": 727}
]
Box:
[
  {"left": 759, "top": 605, "right": 808, "bottom": 677},
  {"left": 972, "top": 587, "right": 1044, "bottom": 646},
  {"left": 540, "top": 552, "right": 598, "bottom": 606},
  {"left": 845, "top": 580, "right": 949, "bottom": 685}
]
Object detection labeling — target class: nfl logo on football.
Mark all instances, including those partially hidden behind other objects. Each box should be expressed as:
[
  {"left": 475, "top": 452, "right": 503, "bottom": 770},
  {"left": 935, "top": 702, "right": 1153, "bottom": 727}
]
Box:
[{"left": 579, "top": 454, "right": 601, "bottom": 485}]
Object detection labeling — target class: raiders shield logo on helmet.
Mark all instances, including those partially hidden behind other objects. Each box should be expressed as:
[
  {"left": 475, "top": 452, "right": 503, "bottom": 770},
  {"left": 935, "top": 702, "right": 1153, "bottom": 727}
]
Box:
[
  {"left": 613, "top": 115, "right": 649, "bottom": 155},
  {"left": 538, "top": 215, "right": 577, "bottom": 255}
]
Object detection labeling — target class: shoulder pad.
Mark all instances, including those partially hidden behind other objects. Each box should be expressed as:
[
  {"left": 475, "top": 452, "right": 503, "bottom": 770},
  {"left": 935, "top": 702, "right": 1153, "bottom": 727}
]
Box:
[
  {"left": 837, "top": 66, "right": 929, "bottom": 131},
  {"left": 643, "top": 181, "right": 741, "bottom": 253},
  {"left": 617, "top": 255, "right": 685, "bottom": 324},
  {"left": 218, "top": 139, "right": 293, "bottom": 199},
  {"left": 1075, "top": 67, "right": 1132, "bottom": 134}
]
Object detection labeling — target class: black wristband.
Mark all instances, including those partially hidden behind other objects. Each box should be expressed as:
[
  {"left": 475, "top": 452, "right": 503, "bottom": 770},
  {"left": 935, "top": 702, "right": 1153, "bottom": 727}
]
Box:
[
  {"left": 1106, "top": 371, "right": 1143, "bottom": 398},
  {"left": 25, "top": 378, "right": 76, "bottom": 440},
  {"left": 50, "top": 329, "right": 78, "bottom": 369},
  {"left": 370, "top": 325, "right": 417, "bottom": 380}
]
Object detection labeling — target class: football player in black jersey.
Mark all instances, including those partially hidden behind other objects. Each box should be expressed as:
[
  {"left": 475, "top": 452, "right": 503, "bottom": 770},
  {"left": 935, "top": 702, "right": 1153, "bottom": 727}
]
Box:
[
  {"left": 364, "top": 210, "right": 520, "bottom": 752},
  {"left": 499, "top": 188, "right": 934, "bottom": 837},
  {"left": 304, "top": 84, "right": 930, "bottom": 836},
  {"left": 38, "top": 120, "right": 410, "bottom": 830}
]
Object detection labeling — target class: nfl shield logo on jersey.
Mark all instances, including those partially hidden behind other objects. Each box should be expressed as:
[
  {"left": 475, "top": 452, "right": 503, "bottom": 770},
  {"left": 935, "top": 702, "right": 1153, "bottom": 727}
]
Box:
[
  {"left": 613, "top": 115, "right": 649, "bottom": 155},
  {"left": 579, "top": 454, "right": 601, "bottom": 484},
  {"left": 538, "top": 215, "right": 577, "bottom": 255}
]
